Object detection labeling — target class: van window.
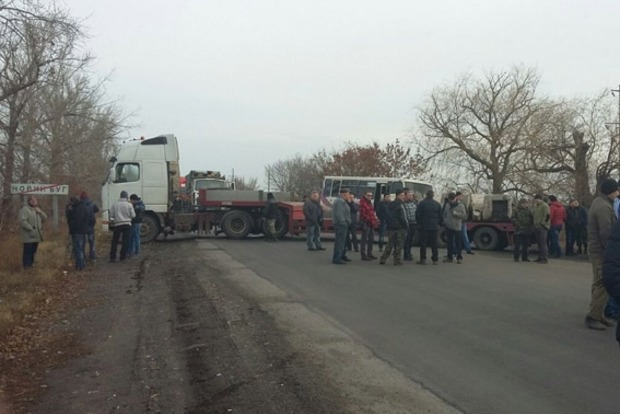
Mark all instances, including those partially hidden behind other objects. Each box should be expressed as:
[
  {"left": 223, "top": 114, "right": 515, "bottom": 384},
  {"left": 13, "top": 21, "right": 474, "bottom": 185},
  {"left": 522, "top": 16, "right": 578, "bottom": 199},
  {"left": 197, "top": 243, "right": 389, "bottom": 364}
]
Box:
[
  {"left": 330, "top": 180, "right": 341, "bottom": 197},
  {"left": 323, "top": 179, "right": 333, "bottom": 197},
  {"left": 114, "top": 163, "right": 140, "bottom": 183}
]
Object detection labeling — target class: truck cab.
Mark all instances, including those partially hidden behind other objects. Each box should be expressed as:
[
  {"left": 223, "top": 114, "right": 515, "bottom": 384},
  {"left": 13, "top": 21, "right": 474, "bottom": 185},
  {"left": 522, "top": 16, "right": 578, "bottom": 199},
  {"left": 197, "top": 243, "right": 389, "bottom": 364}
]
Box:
[{"left": 101, "top": 134, "right": 180, "bottom": 240}]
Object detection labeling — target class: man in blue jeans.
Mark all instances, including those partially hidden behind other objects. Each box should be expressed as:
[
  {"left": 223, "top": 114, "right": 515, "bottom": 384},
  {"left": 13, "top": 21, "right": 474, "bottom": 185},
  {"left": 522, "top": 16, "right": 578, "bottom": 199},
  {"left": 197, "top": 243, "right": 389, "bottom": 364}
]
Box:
[
  {"left": 332, "top": 188, "right": 352, "bottom": 264},
  {"left": 128, "top": 194, "right": 145, "bottom": 258}
]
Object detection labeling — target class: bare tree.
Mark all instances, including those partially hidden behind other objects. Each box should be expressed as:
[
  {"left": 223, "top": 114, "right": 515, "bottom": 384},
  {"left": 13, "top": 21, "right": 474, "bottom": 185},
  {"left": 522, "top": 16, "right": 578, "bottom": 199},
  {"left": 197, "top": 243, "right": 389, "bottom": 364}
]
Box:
[
  {"left": 513, "top": 91, "right": 618, "bottom": 205},
  {"left": 234, "top": 176, "right": 258, "bottom": 190},
  {"left": 265, "top": 154, "right": 322, "bottom": 198},
  {"left": 0, "top": 1, "right": 130, "bottom": 230},
  {"left": 419, "top": 66, "right": 548, "bottom": 194}
]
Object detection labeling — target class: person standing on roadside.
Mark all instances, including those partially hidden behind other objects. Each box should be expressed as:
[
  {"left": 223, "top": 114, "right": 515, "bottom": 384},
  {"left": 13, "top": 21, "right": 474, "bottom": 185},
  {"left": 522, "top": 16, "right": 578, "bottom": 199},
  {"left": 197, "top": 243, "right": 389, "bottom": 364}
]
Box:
[
  {"left": 67, "top": 195, "right": 90, "bottom": 270},
  {"left": 548, "top": 195, "right": 566, "bottom": 258},
  {"left": 380, "top": 189, "right": 408, "bottom": 265},
  {"left": 109, "top": 191, "right": 135, "bottom": 262},
  {"left": 565, "top": 199, "right": 587, "bottom": 256},
  {"left": 602, "top": 217, "right": 620, "bottom": 349},
  {"left": 345, "top": 196, "right": 359, "bottom": 253},
  {"left": 456, "top": 192, "right": 474, "bottom": 255},
  {"left": 264, "top": 192, "right": 281, "bottom": 242},
  {"left": 415, "top": 190, "right": 443, "bottom": 265},
  {"left": 532, "top": 194, "right": 551, "bottom": 264},
  {"left": 80, "top": 192, "right": 99, "bottom": 261},
  {"left": 376, "top": 194, "right": 391, "bottom": 252},
  {"left": 443, "top": 192, "right": 467, "bottom": 264},
  {"left": 358, "top": 190, "right": 378, "bottom": 261},
  {"left": 64, "top": 193, "right": 80, "bottom": 258},
  {"left": 512, "top": 198, "right": 534, "bottom": 262},
  {"left": 402, "top": 189, "right": 418, "bottom": 261},
  {"left": 303, "top": 190, "right": 325, "bottom": 251},
  {"left": 332, "top": 188, "right": 352, "bottom": 264},
  {"left": 128, "top": 194, "right": 145, "bottom": 258},
  {"left": 19, "top": 196, "right": 47, "bottom": 269},
  {"left": 585, "top": 178, "right": 619, "bottom": 330}
]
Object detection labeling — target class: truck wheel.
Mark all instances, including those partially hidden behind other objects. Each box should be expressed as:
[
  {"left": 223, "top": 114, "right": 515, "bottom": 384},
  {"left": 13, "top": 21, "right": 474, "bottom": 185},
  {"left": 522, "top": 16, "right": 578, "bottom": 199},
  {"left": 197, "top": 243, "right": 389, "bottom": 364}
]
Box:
[
  {"left": 473, "top": 227, "right": 499, "bottom": 251},
  {"left": 262, "top": 213, "right": 289, "bottom": 239},
  {"left": 141, "top": 214, "right": 160, "bottom": 243},
  {"left": 222, "top": 210, "right": 252, "bottom": 239}
]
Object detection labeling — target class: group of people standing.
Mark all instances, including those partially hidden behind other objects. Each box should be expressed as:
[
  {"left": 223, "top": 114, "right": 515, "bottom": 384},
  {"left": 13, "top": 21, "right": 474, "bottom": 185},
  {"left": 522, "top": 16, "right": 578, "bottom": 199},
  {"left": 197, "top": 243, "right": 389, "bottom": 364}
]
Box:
[
  {"left": 108, "top": 191, "right": 145, "bottom": 262},
  {"left": 19, "top": 189, "right": 147, "bottom": 271},
  {"left": 511, "top": 194, "right": 588, "bottom": 264},
  {"left": 65, "top": 192, "right": 100, "bottom": 270},
  {"left": 302, "top": 187, "right": 473, "bottom": 266}
]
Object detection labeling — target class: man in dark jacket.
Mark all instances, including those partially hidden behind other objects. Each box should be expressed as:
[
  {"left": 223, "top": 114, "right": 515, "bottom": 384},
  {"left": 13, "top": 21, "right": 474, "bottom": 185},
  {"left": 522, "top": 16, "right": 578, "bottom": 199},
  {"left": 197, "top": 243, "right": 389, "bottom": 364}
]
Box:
[
  {"left": 67, "top": 196, "right": 90, "bottom": 270},
  {"left": 80, "top": 192, "right": 99, "bottom": 261},
  {"left": 128, "top": 194, "right": 145, "bottom": 257},
  {"left": 379, "top": 189, "right": 408, "bottom": 265},
  {"left": 345, "top": 196, "right": 359, "bottom": 253},
  {"left": 415, "top": 190, "right": 443, "bottom": 265},
  {"left": 586, "top": 178, "right": 619, "bottom": 330},
  {"left": 376, "top": 194, "right": 391, "bottom": 251},
  {"left": 603, "top": 218, "right": 620, "bottom": 348},
  {"left": 303, "top": 191, "right": 325, "bottom": 251},
  {"left": 565, "top": 199, "right": 587, "bottom": 256}
]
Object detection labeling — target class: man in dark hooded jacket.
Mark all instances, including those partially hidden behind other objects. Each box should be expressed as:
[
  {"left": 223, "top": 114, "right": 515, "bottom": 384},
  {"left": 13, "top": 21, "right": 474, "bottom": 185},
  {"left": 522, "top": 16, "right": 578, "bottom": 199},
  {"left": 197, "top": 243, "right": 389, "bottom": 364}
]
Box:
[
  {"left": 415, "top": 190, "right": 443, "bottom": 265},
  {"left": 67, "top": 196, "right": 90, "bottom": 270}
]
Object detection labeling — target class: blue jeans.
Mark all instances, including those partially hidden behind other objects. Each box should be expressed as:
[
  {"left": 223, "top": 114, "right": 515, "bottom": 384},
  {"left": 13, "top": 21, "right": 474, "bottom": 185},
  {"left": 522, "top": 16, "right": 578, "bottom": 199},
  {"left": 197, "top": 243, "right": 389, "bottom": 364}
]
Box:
[
  {"left": 461, "top": 223, "right": 472, "bottom": 253},
  {"left": 86, "top": 230, "right": 96, "bottom": 260},
  {"left": 565, "top": 226, "right": 576, "bottom": 255},
  {"left": 128, "top": 223, "right": 141, "bottom": 256},
  {"left": 548, "top": 225, "right": 562, "bottom": 257},
  {"left": 306, "top": 224, "right": 322, "bottom": 249},
  {"left": 332, "top": 224, "right": 348, "bottom": 263},
  {"left": 22, "top": 242, "right": 39, "bottom": 268},
  {"left": 446, "top": 228, "right": 462, "bottom": 259},
  {"left": 605, "top": 297, "right": 620, "bottom": 319},
  {"left": 72, "top": 234, "right": 86, "bottom": 270}
]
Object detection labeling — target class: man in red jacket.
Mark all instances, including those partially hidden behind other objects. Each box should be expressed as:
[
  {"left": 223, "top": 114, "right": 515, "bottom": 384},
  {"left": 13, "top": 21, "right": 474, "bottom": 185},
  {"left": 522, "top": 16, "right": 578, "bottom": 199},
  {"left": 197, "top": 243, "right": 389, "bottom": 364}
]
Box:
[
  {"left": 358, "top": 190, "right": 378, "bottom": 261},
  {"left": 548, "top": 195, "right": 567, "bottom": 258}
]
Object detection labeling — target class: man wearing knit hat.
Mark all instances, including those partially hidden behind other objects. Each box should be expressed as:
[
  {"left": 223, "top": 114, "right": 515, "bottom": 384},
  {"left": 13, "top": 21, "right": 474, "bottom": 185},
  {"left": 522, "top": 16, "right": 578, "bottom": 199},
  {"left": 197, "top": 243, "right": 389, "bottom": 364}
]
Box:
[{"left": 585, "top": 178, "right": 619, "bottom": 330}]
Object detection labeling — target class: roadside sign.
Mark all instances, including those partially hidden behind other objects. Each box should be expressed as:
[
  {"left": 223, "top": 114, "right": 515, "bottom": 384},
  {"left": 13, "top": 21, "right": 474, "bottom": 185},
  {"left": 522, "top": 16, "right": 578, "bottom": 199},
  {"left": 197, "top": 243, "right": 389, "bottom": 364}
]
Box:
[{"left": 10, "top": 183, "right": 69, "bottom": 195}]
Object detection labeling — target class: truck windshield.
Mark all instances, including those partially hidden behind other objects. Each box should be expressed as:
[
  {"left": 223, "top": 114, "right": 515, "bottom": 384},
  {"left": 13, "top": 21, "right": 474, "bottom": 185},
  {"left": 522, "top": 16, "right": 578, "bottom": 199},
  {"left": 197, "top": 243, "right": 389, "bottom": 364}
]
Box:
[{"left": 195, "top": 180, "right": 228, "bottom": 190}]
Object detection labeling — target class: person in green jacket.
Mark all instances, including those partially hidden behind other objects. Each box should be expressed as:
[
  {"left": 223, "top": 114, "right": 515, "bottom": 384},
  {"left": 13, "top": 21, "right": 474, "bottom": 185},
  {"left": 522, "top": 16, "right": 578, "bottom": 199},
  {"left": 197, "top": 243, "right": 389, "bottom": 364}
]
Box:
[
  {"left": 512, "top": 198, "right": 534, "bottom": 262},
  {"left": 19, "top": 196, "right": 48, "bottom": 269},
  {"left": 532, "top": 194, "right": 550, "bottom": 264}
]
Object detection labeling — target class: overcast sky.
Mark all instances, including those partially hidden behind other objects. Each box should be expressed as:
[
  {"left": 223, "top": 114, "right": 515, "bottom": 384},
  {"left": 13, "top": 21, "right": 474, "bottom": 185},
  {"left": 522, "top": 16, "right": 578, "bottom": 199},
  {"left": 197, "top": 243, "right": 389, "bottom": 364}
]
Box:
[{"left": 62, "top": 0, "right": 620, "bottom": 183}]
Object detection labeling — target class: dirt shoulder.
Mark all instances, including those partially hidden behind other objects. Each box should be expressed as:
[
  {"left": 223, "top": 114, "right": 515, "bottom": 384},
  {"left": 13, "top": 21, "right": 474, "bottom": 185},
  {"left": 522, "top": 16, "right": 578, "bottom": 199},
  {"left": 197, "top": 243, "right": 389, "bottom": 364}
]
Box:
[{"left": 7, "top": 238, "right": 458, "bottom": 413}]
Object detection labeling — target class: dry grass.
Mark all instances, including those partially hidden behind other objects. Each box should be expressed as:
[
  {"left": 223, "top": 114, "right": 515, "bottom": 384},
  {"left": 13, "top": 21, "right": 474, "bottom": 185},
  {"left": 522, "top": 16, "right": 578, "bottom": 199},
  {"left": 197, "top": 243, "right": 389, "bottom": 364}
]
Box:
[
  {"left": 0, "top": 230, "right": 108, "bottom": 412},
  {"left": 0, "top": 231, "right": 76, "bottom": 336}
]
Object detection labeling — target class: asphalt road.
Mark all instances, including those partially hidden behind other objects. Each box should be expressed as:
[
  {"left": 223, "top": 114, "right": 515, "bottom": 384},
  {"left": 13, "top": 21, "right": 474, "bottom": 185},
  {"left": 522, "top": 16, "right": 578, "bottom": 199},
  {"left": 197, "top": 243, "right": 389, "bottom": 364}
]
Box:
[{"left": 207, "top": 236, "right": 620, "bottom": 414}]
